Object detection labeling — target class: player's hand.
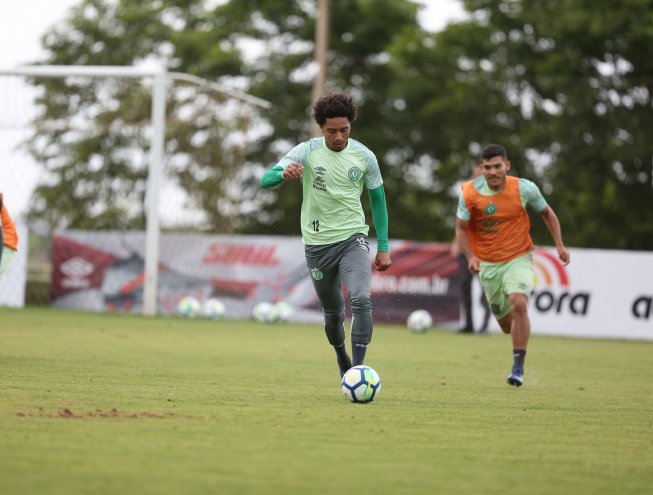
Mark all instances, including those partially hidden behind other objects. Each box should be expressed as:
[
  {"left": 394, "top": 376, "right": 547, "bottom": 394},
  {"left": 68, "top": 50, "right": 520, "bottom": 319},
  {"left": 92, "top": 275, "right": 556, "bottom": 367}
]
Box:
[
  {"left": 557, "top": 246, "right": 570, "bottom": 266},
  {"left": 375, "top": 252, "right": 392, "bottom": 272},
  {"left": 282, "top": 162, "right": 303, "bottom": 180},
  {"left": 467, "top": 256, "right": 481, "bottom": 274}
]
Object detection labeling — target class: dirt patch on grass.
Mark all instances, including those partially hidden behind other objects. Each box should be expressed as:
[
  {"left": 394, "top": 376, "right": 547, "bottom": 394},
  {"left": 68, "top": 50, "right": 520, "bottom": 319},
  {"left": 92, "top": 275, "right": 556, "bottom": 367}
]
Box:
[{"left": 16, "top": 408, "right": 196, "bottom": 419}]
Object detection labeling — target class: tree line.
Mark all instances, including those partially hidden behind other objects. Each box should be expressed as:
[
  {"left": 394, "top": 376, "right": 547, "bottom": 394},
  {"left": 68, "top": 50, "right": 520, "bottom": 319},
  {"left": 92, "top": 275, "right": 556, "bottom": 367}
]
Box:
[{"left": 26, "top": 0, "right": 653, "bottom": 250}]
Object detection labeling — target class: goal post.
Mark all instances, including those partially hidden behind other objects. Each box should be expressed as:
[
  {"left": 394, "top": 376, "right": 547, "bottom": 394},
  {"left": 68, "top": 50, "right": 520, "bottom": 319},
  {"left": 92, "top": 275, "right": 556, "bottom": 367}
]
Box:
[
  {"left": 0, "top": 63, "right": 270, "bottom": 316},
  {"left": 0, "top": 63, "right": 167, "bottom": 316}
]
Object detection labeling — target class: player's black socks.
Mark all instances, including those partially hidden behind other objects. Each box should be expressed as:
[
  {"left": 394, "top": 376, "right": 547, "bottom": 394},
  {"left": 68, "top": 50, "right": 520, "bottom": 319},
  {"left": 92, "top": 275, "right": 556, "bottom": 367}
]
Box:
[
  {"left": 513, "top": 349, "right": 526, "bottom": 368},
  {"left": 333, "top": 343, "right": 351, "bottom": 373},
  {"left": 352, "top": 343, "right": 367, "bottom": 366}
]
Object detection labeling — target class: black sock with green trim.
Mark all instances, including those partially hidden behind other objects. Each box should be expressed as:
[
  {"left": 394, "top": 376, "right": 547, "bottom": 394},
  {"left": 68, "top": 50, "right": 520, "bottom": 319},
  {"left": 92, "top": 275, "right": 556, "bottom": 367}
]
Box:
[
  {"left": 334, "top": 344, "right": 351, "bottom": 373},
  {"left": 352, "top": 343, "right": 367, "bottom": 367},
  {"left": 513, "top": 349, "right": 526, "bottom": 369}
]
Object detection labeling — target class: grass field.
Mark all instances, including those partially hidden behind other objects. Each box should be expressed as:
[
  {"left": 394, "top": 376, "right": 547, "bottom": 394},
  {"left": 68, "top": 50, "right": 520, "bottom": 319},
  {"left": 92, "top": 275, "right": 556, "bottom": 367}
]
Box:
[{"left": 1, "top": 307, "right": 652, "bottom": 495}]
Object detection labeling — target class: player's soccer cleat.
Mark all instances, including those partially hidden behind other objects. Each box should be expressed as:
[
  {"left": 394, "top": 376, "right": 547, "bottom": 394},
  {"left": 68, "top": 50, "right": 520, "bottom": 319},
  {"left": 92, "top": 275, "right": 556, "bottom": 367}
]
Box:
[
  {"left": 506, "top": 365, "right": 524, "bottom": 387},
  {"left": 339, "top": 365, "right": 353, "bottom": 379}
]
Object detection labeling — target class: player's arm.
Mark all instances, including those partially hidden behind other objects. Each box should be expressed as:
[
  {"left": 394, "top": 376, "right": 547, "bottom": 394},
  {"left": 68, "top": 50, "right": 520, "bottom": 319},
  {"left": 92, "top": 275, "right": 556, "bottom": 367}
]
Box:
[
  {"left": 260, "top": 164, "right": 285, "bottom": 189},
  {"left": 368, "top": 185, "right": 391, "bottom": 272},
  {"left": 540, "top": 205, "right": 570, "bottom": 265},
  {"left": 455, "top": 190, "right": 480, "bottom": 273},
  {"left": 260, "top": 162, "right": 304, "bottom": 189},
  {"left": 521, "top": 178, "right": 570, "bottom": 266},
  {"left": 0, "top": 193, "right": 4, "bottom": 266},
  {"left": 0, "top": 212, "right": 3, "bottom": 266}
]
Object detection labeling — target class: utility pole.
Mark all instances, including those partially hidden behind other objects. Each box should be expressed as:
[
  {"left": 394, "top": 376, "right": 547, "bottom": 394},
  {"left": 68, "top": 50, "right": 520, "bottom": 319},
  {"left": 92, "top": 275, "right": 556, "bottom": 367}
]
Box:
[{"left": 311, "top": 0, "right": 330, "bottom": 137}]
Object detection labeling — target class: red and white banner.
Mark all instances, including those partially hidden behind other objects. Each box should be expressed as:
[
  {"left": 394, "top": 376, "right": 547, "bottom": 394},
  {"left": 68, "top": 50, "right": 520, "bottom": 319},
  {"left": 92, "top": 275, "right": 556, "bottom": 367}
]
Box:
[
  {"left": 50, "top": 231, "right": 653, "bottom": 341},
  {"left": 50, "top": 231, "right": 461, "bottom": 325}
]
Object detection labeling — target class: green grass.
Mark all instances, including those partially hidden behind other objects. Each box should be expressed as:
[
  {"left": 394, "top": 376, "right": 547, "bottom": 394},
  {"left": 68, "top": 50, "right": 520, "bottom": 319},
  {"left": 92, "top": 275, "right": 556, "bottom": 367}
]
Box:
[{"left": 1, "top": 307, "right": 651, "bottom": 495}]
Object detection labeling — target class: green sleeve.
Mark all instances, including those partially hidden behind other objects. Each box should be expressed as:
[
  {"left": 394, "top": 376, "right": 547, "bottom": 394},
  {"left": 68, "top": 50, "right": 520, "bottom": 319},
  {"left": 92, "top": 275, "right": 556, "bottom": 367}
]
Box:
[
  {"left": 368, "top": 185, "right": 389, "bottom": 252},
  {"left": 260, "top": 165, "right": 285, "bottom": 189}
]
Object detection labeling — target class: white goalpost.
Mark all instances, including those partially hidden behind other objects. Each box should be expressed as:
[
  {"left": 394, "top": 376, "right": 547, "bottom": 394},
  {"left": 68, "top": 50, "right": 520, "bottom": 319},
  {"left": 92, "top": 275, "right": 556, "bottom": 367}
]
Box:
[{"left": 0, "top": 63, "right": 270, "bottom": 316}]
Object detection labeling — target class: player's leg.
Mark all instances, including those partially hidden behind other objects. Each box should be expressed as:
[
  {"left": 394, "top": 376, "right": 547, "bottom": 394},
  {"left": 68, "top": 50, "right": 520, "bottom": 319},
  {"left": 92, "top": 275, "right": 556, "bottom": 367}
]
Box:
[
  {"left": 459, "top": 255, "right": 474, "bottom": 333},
  {"left": 480, "top": 260, "right": 523, "bottom": 385},
  {"left": 479, "top": 262, "right": 511, "bottom": 332},
  {"left": 501, "top": 254, "right": 535, "bottom": 387},
  {"left": 507, "top": 293, "right": 530, "bottom": 349},
  {"left": 478, "top": 275, "right": 492, "bottom": 332},
  {"left": 339, "top": 235, "right": 373, "bottom": 366},
  {"left": 305, "top": 245, "right": 351, "bottom": 377}
]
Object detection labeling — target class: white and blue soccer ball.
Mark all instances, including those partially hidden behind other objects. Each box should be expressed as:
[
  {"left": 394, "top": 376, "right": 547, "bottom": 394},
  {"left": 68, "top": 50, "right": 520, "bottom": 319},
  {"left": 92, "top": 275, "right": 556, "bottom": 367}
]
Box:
[
  {"left": 202, "top": 298, "right": 226, "bottom": 320},
  {"left": 341, "top": 365, "right": 382, "bottom": 403},
  {"left": 252, "top": 301, "right": 278, "bottom": 324},
  {"left": 407, "top": 309, "right": 432, "bottom": 332},
  {"left": 274, "top": 301, "right": 294, "bottom": 322},
  {"left": 177, "top": 296, "right": 201, "bottom": 318}
]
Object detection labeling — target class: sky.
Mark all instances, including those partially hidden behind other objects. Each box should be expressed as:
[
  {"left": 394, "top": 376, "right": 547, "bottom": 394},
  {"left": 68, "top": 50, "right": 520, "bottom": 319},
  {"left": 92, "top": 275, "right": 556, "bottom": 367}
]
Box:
[
  {"left": 0, "top": 0, "right": 467, "bottom": 220},
  {"left": 0, "top": 0, "right": 467, "bottom": 67}
]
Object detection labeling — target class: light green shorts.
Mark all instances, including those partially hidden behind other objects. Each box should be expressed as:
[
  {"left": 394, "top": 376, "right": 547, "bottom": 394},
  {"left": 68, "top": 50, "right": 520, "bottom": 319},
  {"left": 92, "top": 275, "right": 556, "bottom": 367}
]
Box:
[
  {"left": 0, "top": 246, "right": 18, "bottom": 278},
  {"left": 479, "top": 253, "right": 534, "bottom": 320}
]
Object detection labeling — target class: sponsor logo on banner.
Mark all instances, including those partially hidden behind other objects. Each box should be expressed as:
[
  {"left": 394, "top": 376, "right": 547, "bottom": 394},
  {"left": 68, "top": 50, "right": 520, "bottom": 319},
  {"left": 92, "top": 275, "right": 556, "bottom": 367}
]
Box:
[
  {"left": 202, "top": 243, "right": 279, "bottom": 266},
  {"left": 371, "top": 241, "right": 460, "bottom": 323},
  {"left": 60, "top": 256, "right": 95, "bottom": 289},
  {"left": 632, "top": 296, "right": 653, "bottom": 320},
  {"left": 532, "top": 249, "right": 589, "bottom": 316},
  {"left": 47, "top": 231, "right": 653, "bottom": 339}
]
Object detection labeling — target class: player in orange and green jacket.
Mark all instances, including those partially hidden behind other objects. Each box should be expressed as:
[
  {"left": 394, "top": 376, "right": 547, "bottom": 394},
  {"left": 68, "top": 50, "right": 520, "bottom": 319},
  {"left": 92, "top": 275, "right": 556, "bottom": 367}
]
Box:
[
  {"left": 455, "top": 144, "right": 570, "bottom": 387},
  {"left": 0, "top": 192, "right": 19, "bottom": 279}
]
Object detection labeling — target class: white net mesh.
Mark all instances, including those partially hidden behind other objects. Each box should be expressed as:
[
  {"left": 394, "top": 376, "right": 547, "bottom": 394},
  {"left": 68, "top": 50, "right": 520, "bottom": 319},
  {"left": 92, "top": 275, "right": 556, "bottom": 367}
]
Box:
[{"left": 0, "top": 67, "right": 268, "bottom": 311}]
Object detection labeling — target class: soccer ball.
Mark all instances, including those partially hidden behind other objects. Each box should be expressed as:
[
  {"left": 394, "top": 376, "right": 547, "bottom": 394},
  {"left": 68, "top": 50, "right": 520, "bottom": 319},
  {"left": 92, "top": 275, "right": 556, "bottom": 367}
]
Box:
[
  {"left": 341, "top": 365, "right": 382, "bottom": 403},
  {"left": 274, "top": 301, "right": 294, "bottom": 322},
  {"left": 252, "top": 301, "right": 278, "bottom": 324},
  {"left": 178, "top": 296, "right": 201, "bottom": 318},
  {"left": 202, "top": 298, "right": 226, "bottom": 320},
  {"left": 407, "top": 309, "right": 432, "bottom": 332}
]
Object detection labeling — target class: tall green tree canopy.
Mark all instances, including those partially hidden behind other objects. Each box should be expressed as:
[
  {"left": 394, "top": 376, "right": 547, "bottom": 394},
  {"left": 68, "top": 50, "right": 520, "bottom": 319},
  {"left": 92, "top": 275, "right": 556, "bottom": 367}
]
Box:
[
  {"left": 388, "top": 0, "right": 653, "bottom": 248},
  {"left": 28, "top": 0, "right": 653, "bottom": 249}
]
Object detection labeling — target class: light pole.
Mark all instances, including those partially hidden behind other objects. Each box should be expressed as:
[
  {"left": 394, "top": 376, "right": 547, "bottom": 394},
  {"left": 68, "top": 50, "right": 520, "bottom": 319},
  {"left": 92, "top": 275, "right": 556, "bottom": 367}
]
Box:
[{"left": 311, "top": 0, "right": 330, "bottom": 137}]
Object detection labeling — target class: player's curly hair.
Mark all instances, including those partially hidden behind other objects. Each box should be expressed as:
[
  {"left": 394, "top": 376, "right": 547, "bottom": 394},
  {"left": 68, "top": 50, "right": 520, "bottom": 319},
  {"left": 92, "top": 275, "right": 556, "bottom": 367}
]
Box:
[{"left": 312, "top": 93, "right": 358, "bottom": 127}]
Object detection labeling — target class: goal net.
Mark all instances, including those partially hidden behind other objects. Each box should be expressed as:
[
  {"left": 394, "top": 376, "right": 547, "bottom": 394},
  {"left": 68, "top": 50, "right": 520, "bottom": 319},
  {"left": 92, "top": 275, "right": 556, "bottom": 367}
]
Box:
[{"left": 0, "top": 64, "right": 269, "bottom": 314}]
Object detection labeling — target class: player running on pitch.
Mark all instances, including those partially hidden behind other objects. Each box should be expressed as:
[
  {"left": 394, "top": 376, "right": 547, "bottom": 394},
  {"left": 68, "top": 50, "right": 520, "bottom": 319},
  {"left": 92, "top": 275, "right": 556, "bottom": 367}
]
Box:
[
  {"left": 0, "top": 192, "right": 19, "bottom": 280},
  {"left": 260, "top": 92, "right": 392, "bottom": 378},
  {"left": 455, "top": 144, "right": 570, "bottom": 386}
]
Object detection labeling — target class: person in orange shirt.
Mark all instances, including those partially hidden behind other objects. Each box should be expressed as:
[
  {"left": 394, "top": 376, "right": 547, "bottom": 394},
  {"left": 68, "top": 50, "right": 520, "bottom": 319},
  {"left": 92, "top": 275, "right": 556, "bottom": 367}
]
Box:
[
  {"left": 451, "top": 159, "right": 491, "bottom": 333},
  {"left": 455, "top": 144, "right": 570, "bottom": 386},
  {"left": 0, "top": 192, "right": 19, "bottom": 279}
]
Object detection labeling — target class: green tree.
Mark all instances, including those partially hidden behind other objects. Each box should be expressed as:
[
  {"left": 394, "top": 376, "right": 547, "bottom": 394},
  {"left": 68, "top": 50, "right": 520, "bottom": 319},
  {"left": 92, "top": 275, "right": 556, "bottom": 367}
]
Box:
[
  {"left": 387, "top": 0, "right": 653, "bottom": 249},
  {"left": 27, "top": 0, "right": 423, "bottom": 237},
  {"left": 28, "top": 0, "right": 653, "bottom": 250},
  {"left": 25, "top": 0, "right": 269, "bottom": 231},
  {"left": 234, "top": 0, "right": 423, "bottom": 237}
]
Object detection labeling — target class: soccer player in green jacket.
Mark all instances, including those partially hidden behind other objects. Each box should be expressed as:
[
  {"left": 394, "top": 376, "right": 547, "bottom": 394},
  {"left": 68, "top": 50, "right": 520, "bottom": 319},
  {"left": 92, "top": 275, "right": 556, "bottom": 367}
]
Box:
[{"left": 260, "top": 93, "right": 392, "bottom": 378}]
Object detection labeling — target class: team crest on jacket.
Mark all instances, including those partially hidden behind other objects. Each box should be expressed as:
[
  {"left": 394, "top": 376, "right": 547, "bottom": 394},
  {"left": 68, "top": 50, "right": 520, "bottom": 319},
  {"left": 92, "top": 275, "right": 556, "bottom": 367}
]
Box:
[
  {"left": 347, "top": 167, "right": 361, "bottom": 181},
  {"left": 311, "top": 268, "right": 324, "bottom": 280},
  {"left": 356, "top": 237, "right": 370, "bottom": 252},
  {"left": 483, "top": 203, "right": 497, "bottom": 215}
]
